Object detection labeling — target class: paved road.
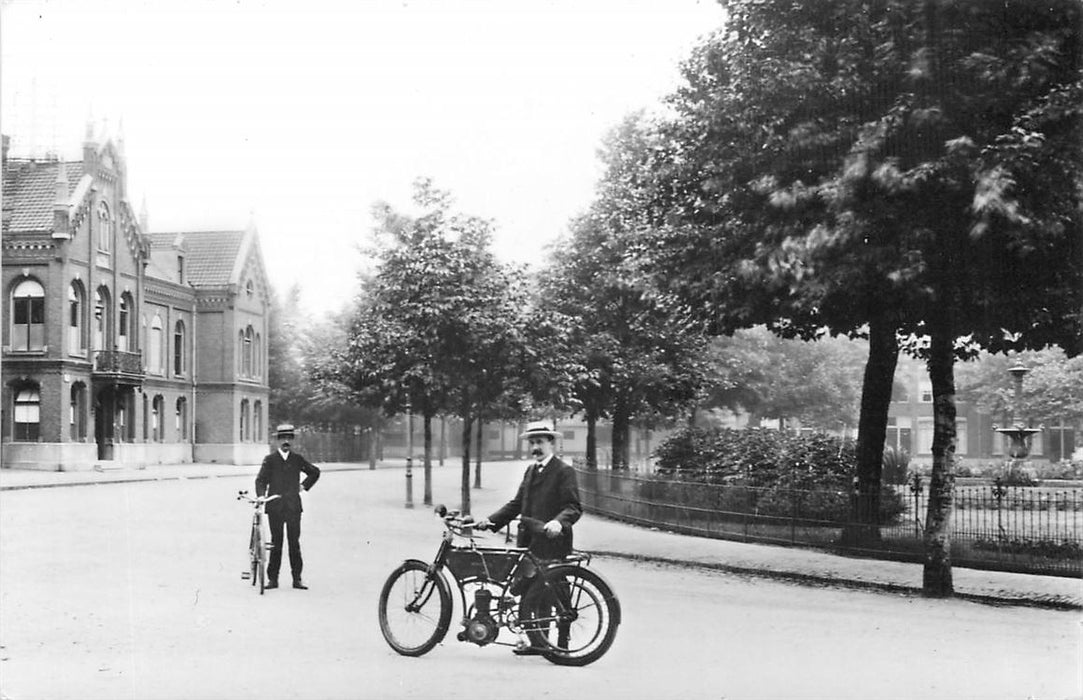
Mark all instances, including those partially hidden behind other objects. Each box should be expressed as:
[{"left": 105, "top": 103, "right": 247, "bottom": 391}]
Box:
[{"left": 1, "top": 465, "right": 1079, "bottom": 700}]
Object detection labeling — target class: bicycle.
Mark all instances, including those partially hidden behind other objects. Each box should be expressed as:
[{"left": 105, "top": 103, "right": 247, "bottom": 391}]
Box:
[
  {"left": 377, "top": 505, "right": 621, "bottom": 666},
  {"left": 237, "top": 490, "right": 280, "bottom": 594}
]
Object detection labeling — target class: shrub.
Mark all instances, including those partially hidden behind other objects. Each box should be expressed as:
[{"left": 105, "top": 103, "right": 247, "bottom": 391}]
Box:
[
  {"left": 882, "top": 446, "right": 911, "bottom": 484},
  {"left": 648, "top": 426, "right": 907, "bottom": 524}
]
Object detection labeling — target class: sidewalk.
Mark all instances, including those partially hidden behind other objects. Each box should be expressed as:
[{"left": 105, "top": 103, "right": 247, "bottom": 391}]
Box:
[{"left": 2, "top": 461, "right": 1080, "bottom": 610}]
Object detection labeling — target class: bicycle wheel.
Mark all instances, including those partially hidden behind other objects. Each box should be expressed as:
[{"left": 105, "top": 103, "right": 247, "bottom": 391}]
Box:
[
  {"left": 521, "top": 564, "right": 621, "bottom": 667},
  {"left": 378, "top": 559, "right": 452, "bottom": 656},
  {"left": 249, "top": 526, "right": 259, "bottom": 588},
  {"left": 254, "top": 527, "right": 265, "bottom": 594}
]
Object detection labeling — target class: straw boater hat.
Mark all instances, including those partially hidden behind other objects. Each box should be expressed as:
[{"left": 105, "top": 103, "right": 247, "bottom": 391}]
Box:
[
  {"left": 519, "top": 421, "right": 559, "bottom": 440},
  {"left": 275, "top": 424, "right": 296, "bottom": 439}
]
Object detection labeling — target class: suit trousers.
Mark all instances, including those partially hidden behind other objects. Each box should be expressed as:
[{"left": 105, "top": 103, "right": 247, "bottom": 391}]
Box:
[{"left": 267, "top": 509, "right": 303, "bottom": 581}]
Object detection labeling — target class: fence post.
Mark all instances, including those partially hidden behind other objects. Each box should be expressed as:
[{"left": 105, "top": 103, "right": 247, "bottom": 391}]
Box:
[{"left": 910, "top": 473, "right": 924, "bottom": 538}]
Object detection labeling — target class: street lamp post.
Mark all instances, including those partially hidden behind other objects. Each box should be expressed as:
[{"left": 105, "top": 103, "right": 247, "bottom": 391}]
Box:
[{"left": 405, "top": 400, "right": 414, "bottom": 509}]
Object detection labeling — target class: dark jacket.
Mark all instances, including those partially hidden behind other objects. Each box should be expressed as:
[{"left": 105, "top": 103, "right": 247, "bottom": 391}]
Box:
[
  {"left": 488, "top": 456, "right": 582, "bottom": 560},
  {"left": 255, "top": 450, "right": 320, "bottom": 517}
]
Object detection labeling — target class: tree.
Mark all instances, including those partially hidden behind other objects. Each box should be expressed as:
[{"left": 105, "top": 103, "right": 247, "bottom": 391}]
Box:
[
  {"left": 634, "top": 0, "right": 1080, "bottom": 595},
  {"left": 542, "top": 114, "right": 710, "bottom": 470},
  {"left": 703, "top": 327, "right": 866, "bottom": 431},
  {"left": 334, "top": 179, "right": 528, "bottom": 512}
]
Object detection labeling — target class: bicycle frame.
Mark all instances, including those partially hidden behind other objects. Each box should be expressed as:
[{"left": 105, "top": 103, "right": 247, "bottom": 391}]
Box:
[{"left": 238, "top": 491, "right": 279, "bottom": 595}]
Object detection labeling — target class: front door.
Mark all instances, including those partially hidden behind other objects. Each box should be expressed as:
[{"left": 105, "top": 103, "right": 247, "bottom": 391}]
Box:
[{"left": 94, "top": 387, "right": 116, "bottom": 460}]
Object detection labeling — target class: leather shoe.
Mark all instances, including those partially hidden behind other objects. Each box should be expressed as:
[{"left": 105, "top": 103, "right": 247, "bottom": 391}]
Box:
[
  {"left": 292, "top": 580, "right": 308, "bottom": 590},
  {"left": 266, "top": 580, "right": 278, "bottom": 589}
]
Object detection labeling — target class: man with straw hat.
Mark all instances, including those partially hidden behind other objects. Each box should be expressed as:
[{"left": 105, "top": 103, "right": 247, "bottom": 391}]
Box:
[{"left": 477, "top": 420, "right": 582, "bottom": 655}]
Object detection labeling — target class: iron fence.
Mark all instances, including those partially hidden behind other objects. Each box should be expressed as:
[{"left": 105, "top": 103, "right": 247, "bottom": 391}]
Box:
[{"left": 575, "top": 468, "right": 1082, "bottom": 578}]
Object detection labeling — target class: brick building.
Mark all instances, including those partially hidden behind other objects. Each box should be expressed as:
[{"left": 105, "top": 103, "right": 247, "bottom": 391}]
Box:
[{"left": 2, "top": 130, "right": 270, "bottom": 470}]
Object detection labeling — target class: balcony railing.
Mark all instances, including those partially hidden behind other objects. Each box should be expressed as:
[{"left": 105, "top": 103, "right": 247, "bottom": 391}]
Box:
[{"left": 92, "top": 350, "right": 145, "bottom": 381}]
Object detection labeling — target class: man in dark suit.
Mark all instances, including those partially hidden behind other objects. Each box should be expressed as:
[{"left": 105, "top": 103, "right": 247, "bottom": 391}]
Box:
[
  {"left": 256, "top": 424, "right": 320, "bottom": 590},
  {"left": 477, "top": 421, "right": 582, "bottom": 655}
]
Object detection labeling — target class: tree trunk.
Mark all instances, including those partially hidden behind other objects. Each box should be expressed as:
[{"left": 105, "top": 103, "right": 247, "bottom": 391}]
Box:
[
  {"left": 474, "top": 416, "right": 483, "bottom": 489},
  {"left": 422, "top": 414, "right": 433, "bottom": 505},
  {"left": 585, "top": 408, "right": 598, "bottom": 471},
  {"left": 842, "top": 313, "right": 899, "bottom": 546},
  {"left": 460, "top": 414, "right": 473, "bottom": 515},
  {"left": 923, "top": 304, "right": 957, "bottom": 597},
  {"left": 611, "top": 394, "right": 631, "bottom": 470}
]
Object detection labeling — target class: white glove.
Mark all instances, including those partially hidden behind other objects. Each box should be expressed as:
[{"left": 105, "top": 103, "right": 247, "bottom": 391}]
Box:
[{"left": 544, "top": 520, "right": 562, "bottom": 538}]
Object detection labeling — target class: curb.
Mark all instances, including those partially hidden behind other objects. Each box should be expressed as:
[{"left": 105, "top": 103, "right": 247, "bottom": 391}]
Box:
[{"left": 592, "top": 550, "right": 1083, "bottom": 611}]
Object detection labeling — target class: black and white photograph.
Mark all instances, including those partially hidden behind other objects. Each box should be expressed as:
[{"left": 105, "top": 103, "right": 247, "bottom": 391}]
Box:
[{"left": 1, "top": 1, "right": 1080, "bottom": 698}]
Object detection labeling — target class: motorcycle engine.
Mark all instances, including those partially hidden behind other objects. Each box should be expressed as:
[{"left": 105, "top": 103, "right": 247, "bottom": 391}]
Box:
[{"left": 460, "top": 588, "right": 499, "bottom": 646}]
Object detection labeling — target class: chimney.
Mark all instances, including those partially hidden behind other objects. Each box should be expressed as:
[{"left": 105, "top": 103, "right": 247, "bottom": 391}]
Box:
[{"left": 52, "top": 160, "right": 71, "bottom": 240}]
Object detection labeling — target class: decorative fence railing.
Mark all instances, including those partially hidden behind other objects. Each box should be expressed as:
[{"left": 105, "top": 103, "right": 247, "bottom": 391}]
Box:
[{"left": 575, "top": 468, "right": 1082, "bottom": 578}]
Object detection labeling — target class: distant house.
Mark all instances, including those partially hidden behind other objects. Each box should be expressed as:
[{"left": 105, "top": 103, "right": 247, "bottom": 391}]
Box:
[
  {"left": 2, "top": 129, "right": 270, "bottom": 470},
  {"left": 886, "top": 357, "right": 1075, "bottom": 465}
]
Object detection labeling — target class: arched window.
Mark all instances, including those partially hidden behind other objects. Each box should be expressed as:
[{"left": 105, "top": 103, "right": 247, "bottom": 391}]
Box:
[
  {"left": 93, "top": 287, "right": 111, "bottom": 351},
  {"left": 97, "top": 201, "right": 112, "bottom": 252},
  {"left": 70, "top": 383, "right": 87, "bottom": 441},
  {"left": 173, "top": 320, "right": 186, "bottom": 376},
  {"left": 237, "top": 331, "right": 245, "bottom": 375},
  {"left": 254, "top": 400, "right": 263, "bottom": 441},
  {"left": 13, "top": 386, "right": 41, "bottom": 441},
  {"left": 69, "top": 282, "right": 87, "bottom": 355},
  {"left": 175, "top": 397, "right": 188, "bottom": 440},
  {"left": 255, "top": 333, "right": 262, "bottom": 378},
  {"left": 240, "top": 399, "right": 250, "bottom": 441},
  {"left": 245, "top": 279, "right": 254, "bottom": 298},
  {"left": 152, "top": 395, "right": 164, "bottom": 442},
  {"left": 118, "top": 293, "right": 133, "bottom": 352},
  {"left": 149, "top": 315, "right": 163, "bottom": 374},
  {"left": 243, "top": 326, "right": 254, "bottom": 377},
  {"left": 11, "top": 279, "right": 45, "bottom": 351}
]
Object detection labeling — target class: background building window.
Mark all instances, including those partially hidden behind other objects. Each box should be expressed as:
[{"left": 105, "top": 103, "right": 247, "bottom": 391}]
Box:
[
  {"left": 243, "top": 326, "right": 254, "bottom": 377},
  {"left": 919, "top": 381, "right": 933, "bottom": 403},
  {"left": 152, "top": 395, "right": 164, "bottom": 442},
  {"left": 149, "top": 315, "right": 163, "bottom": 374},
  {"left": 174, "top": 321, "right": 185, "bottom": 375},
  {"left": 13, "top": 387, "right": 41, "bottom": 441},
  {"left": 11, "top": 279, "right": 45, "bottom": 351},
  {"left": 97, "top": 201, "right": 112, "bottom": 252},
  {"left": 176, "top": 397, "right": 188, "bottom": 439},
  {"left": 240, "top": 399, "right": 250, "bottom": 441},
  {"left": 70, "top": 383, "right": 87, "bottom": 440},
  {"left": 118, "top": 294, "right": 132, "bottom": 351},
  {"left": 254, "top": 400, "right": 263, "bottom": 442},
  {"left": 255, "top": 333, "right": 262, "bottom": 378},
  {"left": 94, "top": 287, "right": 110, "bottom": 351},
  {"left": 69, "top": 282, "right": 86, "bottom": 354}
]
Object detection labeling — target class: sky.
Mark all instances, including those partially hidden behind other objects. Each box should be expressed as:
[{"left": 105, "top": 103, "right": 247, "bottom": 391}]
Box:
[{"left": 1, "top": 0, "right": 724, "bottom": 314}]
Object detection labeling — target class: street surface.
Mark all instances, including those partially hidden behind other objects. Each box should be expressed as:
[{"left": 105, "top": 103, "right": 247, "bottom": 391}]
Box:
[{"left": 1, "top": 462, "right": 1079, "bottom": 700}]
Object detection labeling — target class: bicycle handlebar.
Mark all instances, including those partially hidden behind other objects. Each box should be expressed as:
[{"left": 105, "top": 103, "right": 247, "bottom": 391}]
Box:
[
  {"left": 434, "top": 504, "right": 553, "bottom": 537},
  {"left": 237, "top": 490, "right": 281, "bottom": 505}
]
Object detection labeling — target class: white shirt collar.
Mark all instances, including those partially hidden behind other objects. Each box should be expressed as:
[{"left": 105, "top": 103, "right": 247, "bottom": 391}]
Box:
[
  {"left": 536, "top": 454, "right": 554, "bottom": 469},
  {"left": 278, "top": 448, "right": 290, "bottom": 461}
]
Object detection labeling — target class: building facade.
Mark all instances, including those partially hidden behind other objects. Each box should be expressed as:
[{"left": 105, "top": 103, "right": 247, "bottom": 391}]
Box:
[
  {"left": 2, "top": 130, "right": 270, "bottom": 470},
  {"left": 886, "top": 357, "right": 1076, "bottom": 466}
]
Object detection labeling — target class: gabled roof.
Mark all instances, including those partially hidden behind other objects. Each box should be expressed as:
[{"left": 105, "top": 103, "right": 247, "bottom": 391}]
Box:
[
  {"left": 149, "top": 229, "right": 248, "bottom": 288},
  {"left": 2, "top": 159, "right": 85, "bottom": 234}
]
